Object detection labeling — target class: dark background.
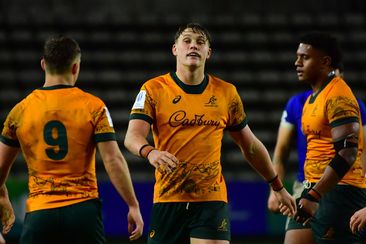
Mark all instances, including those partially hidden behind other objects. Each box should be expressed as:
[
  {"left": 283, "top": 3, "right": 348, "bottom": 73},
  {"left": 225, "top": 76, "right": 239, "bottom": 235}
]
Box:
[{"left": 1, "top": 0, "right": 366, "bottom": 243}]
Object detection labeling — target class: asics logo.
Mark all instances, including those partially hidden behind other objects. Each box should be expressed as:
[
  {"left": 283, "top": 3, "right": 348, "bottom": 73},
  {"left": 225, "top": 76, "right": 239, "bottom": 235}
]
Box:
[{"left": 173, "top": 95, "right": 181, "bottom": 104}]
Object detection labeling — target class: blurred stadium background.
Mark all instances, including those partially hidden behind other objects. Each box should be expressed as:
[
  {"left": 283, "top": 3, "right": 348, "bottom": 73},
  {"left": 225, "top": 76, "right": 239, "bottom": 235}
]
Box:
[{"left": 1, "top": 0, "right": 366, "bottom": 243}]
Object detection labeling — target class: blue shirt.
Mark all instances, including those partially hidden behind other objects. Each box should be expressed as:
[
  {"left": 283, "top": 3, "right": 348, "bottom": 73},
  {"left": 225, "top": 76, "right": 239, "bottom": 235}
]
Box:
[{"left": 281, "top": 90, "right": 366, "bottom": 182}]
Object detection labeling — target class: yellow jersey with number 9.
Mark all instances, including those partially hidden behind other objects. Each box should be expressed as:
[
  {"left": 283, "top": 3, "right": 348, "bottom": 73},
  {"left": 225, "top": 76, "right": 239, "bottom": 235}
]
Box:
[{"left": 0, "top": 85, "right": 116, "bottom": 212}]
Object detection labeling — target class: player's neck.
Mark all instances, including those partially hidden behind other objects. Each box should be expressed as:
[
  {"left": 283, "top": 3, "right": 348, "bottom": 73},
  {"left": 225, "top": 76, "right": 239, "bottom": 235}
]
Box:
[
  {"left": 175, "top": 66, "right": 205, "bottom": 85},
  {"left": 310, "top": 71, "right": 334, "bottom": 95},
  {"left": 43, "top": 73, "right": 76, "bottom": 87}
]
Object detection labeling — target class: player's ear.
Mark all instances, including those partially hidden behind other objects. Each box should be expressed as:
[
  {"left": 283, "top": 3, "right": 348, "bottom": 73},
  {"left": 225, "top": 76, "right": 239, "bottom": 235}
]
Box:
[
  {"left": 71, "top": 63, "right": 79, "bottom": 75},
  {"left": 41, "top": 58, "right": 46, "bottom": 71},
  {"left": 172, "top": 43, "right": 177, "bottom": 56},
  {"left": 71, "top": 62, "right": 80, "bottom": 75},
  {"left": 206, "top": 47, "right": 212, "bottom": 59},
  {"left": 322, "top": 56, "right": 332, "bottom": 66}
]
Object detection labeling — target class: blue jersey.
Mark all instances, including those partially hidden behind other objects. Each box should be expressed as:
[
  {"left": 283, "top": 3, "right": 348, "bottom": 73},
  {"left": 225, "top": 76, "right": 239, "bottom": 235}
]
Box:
[{"left": 281, "top": 90, "right": 366, "bottom": 182}]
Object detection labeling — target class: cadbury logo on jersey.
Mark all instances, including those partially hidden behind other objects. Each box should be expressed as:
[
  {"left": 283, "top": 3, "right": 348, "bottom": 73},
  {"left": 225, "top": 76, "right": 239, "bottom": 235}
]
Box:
[
  {"left": 172, "top": 95, "right": 181, "bottom": 104},
  {"left": 169, "top": 110, "right": 220, "bottom": 127}
]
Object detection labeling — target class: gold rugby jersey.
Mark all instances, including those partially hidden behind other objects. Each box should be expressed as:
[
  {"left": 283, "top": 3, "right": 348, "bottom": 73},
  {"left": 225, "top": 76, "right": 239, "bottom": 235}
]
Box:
[
  {"left": 0, "top": 85, "right": 116, "bottom": 212},
  {"left": 302, "top": 76, "right": 365, "bottom": 187},
  {"left": 130, "top": 72, "right": 247, "bottom": 203}
]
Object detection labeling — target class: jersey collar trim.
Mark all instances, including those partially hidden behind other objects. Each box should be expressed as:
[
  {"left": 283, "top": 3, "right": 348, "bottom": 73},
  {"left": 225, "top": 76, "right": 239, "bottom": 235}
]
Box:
[
  {"left": 38, "top": 85, "right": 74, "bottom": 90},
  {"left": 170, "top": 72, "right": 209, "bottom": 94},
  {"left": 308, "top": 74, "right": 336, "bottom": 104}
]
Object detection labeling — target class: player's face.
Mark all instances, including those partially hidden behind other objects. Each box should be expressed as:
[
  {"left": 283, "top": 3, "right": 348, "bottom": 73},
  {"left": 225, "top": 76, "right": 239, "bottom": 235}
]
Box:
[
  {"left": 172, "top": 28, "right": 211, "bottom": 69},
  {"left": 295, "top": 43, "right": 325, "bottom": 83}
]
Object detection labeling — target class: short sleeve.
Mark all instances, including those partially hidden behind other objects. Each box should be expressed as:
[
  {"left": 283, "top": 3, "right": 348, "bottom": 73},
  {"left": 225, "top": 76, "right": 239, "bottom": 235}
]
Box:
[
  {"left": 327, "top": 95, "right": 360, "bottom": 128},
  {"left": 226, "top": 87, "right": 247, "bottom": 131},
  {"left": 92, "top": 102, "right": 116, "bottom": 142},
  {"left": 0, "top": 103, "right": 22, "bottom": 147},
  {"left": 129, "top": 85, "right": 155, "bottom": 124}
]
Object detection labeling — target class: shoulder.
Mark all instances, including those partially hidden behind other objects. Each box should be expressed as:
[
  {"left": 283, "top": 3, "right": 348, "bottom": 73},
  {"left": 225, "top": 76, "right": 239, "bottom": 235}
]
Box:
[
  {"left": 328, "top": 77, "right": 353, "bottom": 95},
  {"left": 15, "top": 89, "right": 39, "bottom": 110},
  {"left": 143, "top": 73, "right": 171, "bottom": 88},
  {"left": 74, "top": 87, "right": 105, "bottom": 107},
  {"left": 209, "top": 74, "right": 235, "bottom": 87},
  {"left": 208, "top": 74, "right": 238, "bottom": 94}
]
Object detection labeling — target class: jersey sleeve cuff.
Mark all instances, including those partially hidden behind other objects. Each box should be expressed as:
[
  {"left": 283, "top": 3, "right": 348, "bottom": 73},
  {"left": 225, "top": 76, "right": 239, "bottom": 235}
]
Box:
[
  {"left": 94, "top": 133, "right": 116, "bottom": 142},
  {"left": 330, "top": 116, "right": 359, "bottom": 128},
  {"left": 226, "top": 118, "right": 248, "bottom": 131},
  {"left": 0, "top": 135, "right": 20, "bottom": 148},
  {"left": 129, "top": 113, "right": 153, "bottom": 124}
]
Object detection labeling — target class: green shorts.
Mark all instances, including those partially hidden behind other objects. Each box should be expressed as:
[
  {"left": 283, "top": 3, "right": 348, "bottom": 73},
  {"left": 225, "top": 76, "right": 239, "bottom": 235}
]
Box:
[
  {"left": 20, "top": 198, "right": 105, "bottom": 244},
  {"left": 308, "top": 184, "right": 366, "bottom": 243},
  {"left": 292, "top": 184, "right": 366, "bottom": 244},
  {"left": 286, "top": 180, "right": 311, "bottom": 231},
  {"left": 148, "top": 201, "right": 230, "bottom": 244}
]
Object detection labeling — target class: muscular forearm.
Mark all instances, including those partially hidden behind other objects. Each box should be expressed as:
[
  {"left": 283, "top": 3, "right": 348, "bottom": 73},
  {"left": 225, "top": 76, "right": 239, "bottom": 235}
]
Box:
[
  {"left": 312, "top": 166, "right": 340, "bottom": 196},
  {"left": 124, "top": 134, "right": 150, "bottom": 157},
  {"left": 105, "top": 155, "right": 139, "bottom": 208},
  {"left": 314, "top": 148, "right": 357, "bottom": 196},
  {"left": 0, "top": 185, "right": 8, "bottom": 198},
  {"left": 124, "top": 120, "right": 152, "bottom": 157},
  {"left": 272, "top": 144, "right": 290, "bottom": 181},
  {"left": 244, "top": 139, "right": 276, "bottom": 181},
  {"left": 272, "top": 158, "right": 286, "bottom": 181}
]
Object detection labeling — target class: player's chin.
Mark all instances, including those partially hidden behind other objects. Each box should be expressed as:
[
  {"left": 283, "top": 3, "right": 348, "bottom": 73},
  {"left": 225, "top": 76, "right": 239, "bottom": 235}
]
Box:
[
  {"left": 186, "top": 61, "right": 200, "bottom": 67},
  {"left": 297, "top": 75, "right": 305, "bottom": 82}
]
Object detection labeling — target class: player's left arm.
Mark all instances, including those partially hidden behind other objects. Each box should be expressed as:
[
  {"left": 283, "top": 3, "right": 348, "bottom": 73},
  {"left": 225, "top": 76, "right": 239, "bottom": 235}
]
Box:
[
  {"left": 98, "top": 140, "right": 144, "bottom": 240},
  {"left": 229, "top": 126, "right": 296, "bottom": 216},
  {"left": 313, "top": 122, "right": 360, "bottom": 194},
  {"left": 295, "top": 122, "right": 360, "bottom": 224}
]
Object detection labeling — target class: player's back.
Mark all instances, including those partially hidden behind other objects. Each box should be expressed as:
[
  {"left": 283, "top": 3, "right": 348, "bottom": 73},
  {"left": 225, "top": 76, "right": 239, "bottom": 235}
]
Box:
[
  {"left": 10, "top": 85, "right": 108, "bottom": 211},
  {"left": 18, "top": 85, "right": 99, "bottom": 172}
]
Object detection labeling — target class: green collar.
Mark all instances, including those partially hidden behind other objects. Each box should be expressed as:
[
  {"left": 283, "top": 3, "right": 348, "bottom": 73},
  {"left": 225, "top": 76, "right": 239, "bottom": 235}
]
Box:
[
  {"left": 170, "top": 72, "right": 209, "bottom": 94},
  {"left": 38, "top": 85, "right": 74, "bottom": 90},
  {"left": 309, "top": 73, "right": 336, "bottom": 103}
]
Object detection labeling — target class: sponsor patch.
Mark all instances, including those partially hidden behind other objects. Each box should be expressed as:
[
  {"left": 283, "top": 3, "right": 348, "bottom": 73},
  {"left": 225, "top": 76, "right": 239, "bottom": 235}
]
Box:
[
  {"left": 132, "top": 90, "right": 146, "bottom": 109},
  {"left": 104, "top": 107, "right": 114, "bottom": 127}
]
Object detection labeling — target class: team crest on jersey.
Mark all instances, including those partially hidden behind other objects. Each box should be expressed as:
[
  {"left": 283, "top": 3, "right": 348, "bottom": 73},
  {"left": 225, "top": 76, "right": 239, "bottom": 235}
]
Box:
[{"left": 205, "top": 95, "right": 218, "bottom": 107}]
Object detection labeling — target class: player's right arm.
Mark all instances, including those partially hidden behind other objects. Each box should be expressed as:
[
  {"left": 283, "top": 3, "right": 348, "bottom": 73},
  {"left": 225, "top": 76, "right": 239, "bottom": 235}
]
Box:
[
  {"left": 0, "top": 142, "right": 17, "bottom": 235},
  {"left": 97, "top": 140, "right": 143, "bottom": 241},
  {"left": 267, "top": 122, "right": 295, "bottom": 212},
  {"left": 124, "top": 119, "right": 178, "bottom": 174}
]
